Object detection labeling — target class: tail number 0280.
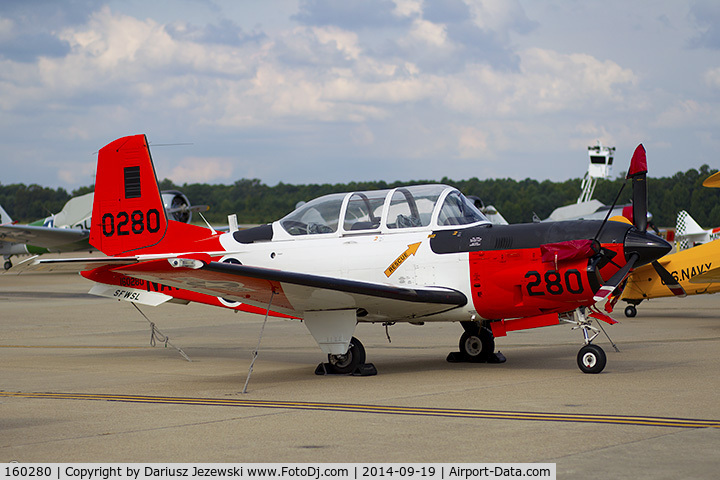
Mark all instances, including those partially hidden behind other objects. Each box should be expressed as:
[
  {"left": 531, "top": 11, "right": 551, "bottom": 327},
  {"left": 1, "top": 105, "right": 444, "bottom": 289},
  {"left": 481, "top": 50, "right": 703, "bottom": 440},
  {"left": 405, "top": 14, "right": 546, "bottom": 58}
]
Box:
[{"left": 102, "top": 209, "right": 161, "bottom": 237}]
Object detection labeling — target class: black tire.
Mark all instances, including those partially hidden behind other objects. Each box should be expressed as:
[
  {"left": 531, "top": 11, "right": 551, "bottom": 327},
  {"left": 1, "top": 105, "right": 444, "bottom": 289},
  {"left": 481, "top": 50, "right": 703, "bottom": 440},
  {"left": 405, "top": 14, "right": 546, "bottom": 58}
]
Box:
[
  {"left": 327, "top": 337, "right": 366, "bottom": 374},
  {"left": 3, "top": 260, "right": 11, "bottom": 270},
  {"left": 624, "top": 305, "right": 637, "bottom": 317},
  {"left": 577, "top": 344, "right": 607, "bottom": 374},
  {"left": 459, "top": 327, "right": 494, "bottom": 362}
]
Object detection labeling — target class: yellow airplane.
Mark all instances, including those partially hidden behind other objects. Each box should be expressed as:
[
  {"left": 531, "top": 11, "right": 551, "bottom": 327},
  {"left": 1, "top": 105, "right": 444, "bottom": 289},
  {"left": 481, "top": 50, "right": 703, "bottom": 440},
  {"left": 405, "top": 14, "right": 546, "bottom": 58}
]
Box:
[{"left": 616, "top": 171, "right": 720, "bottom": 317}]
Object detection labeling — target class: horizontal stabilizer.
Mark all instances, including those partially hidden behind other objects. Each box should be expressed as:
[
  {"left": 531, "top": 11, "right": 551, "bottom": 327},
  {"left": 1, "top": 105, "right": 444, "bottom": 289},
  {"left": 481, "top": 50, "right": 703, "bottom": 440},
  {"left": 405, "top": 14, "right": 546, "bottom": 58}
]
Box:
[
  {"left": 8, "top": 256, "right": 138, "bottom": 274},
  {"left": 0, "top": 224, "right": 89, "bottom": 248}
]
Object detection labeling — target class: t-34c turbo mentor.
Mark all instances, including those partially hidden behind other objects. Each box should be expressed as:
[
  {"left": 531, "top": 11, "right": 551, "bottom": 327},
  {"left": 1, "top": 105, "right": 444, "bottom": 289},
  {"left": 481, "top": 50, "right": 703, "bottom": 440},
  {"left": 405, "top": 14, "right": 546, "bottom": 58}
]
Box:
[{"left": 22, "top": 135, "right": 673, "bottom": 375}]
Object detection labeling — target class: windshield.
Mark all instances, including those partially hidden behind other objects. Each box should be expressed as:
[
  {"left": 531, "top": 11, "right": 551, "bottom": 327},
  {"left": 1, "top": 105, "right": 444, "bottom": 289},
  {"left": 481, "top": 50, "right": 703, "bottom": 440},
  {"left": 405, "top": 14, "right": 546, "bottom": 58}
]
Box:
[{"left": 437, "top": 191, "right": 488, "bottom": 226}]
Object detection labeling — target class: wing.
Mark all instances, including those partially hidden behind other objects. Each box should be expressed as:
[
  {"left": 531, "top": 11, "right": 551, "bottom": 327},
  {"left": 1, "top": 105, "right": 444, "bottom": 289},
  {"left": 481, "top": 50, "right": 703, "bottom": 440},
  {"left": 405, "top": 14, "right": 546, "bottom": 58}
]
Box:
[
  {"left": 0, "top": 224, "right": 89, "bottom": 249},
  {"left": 689, "top": 266, "right": 720, "bottom": 284},
  {"left": 113, "top": 257, "right": 467, "bottom": 321}
]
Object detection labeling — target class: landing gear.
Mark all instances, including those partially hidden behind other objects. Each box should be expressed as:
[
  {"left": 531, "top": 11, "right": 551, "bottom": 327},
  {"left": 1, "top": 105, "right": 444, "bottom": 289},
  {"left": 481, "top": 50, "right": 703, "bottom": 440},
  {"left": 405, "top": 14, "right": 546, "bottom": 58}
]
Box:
[
  {"left": 327, "top": 336, "right": 366, "bottom": 374},
  {"left": 563, "top": 308, "right": 614, "bottom": 374},
  {"left": 577, "top": 344, "right": 607, "bottom": 374},
  {"left": 315, "top": 336, "right": 377, "bottom": 376},
  {"left": 624, "top": 305, "right": 637, "bottom": 317},
  {"left": 4, "top": 260, "right": 11, "bottom": 270},
  {"left": 447, "top": 321, "right": 505, "bottom": 364},
  {"left": 459, "top": 326, "right": 494, "bottom": 362}
]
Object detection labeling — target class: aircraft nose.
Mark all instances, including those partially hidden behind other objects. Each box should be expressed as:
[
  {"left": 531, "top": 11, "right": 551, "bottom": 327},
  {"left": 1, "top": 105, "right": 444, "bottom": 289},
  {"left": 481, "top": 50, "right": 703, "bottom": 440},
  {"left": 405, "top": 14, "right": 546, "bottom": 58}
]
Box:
[{"left": 624, "top": 229, "right": 672, "bottom": 266}]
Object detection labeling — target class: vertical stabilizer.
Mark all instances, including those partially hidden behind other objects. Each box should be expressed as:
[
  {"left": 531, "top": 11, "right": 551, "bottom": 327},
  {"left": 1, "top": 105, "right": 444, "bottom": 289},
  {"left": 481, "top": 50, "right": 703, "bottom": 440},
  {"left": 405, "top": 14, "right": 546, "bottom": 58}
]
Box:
[
  {"left": 90, "top": 135, "right": 169, "bottom": 256},
  {"left": 675, "top": 210, "right": 708, "bottom": 251},
  {"left": 676, "top": 210, "right": 704, "bottom": 236},
  {"left": 0, "top": 204, "right": 12, "bottom": 224}
]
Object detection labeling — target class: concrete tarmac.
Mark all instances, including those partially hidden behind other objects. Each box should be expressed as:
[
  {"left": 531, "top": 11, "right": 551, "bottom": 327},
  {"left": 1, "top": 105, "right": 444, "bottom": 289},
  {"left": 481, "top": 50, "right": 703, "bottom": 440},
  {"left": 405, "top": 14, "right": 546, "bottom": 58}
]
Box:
[{"left": 1, "top": 268, "right": 719, "bottom": 478}]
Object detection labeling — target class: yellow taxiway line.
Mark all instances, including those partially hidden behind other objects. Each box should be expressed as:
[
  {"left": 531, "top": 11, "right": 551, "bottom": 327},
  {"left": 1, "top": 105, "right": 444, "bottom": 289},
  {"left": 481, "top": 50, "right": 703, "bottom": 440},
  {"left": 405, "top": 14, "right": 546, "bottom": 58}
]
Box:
[{"left": 2, "top": 391, "right": 719, "bottom": 429}]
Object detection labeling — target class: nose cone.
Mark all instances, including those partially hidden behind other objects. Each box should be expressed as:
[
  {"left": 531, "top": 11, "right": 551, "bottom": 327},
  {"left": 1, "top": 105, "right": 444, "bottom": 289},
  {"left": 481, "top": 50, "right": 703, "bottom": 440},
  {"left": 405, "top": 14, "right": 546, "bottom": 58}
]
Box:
[{"left": 624, "top": 229, "right": 672, "bottom": 266}]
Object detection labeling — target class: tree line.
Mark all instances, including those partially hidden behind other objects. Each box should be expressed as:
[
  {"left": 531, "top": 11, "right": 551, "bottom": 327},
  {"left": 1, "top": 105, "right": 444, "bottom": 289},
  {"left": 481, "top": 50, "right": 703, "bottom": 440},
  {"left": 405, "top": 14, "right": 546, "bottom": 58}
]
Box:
[{"left": 2, "top": 165, "right": 719, "bottom": 228}]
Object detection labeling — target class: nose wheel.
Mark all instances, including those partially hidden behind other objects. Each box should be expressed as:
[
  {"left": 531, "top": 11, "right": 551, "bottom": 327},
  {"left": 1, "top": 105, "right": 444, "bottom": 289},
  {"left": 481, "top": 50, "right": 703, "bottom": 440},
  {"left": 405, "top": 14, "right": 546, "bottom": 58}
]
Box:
[
  {"left": 563, "top": 308, "right": 615, "bottom": 374},
  {"left": 577, "top": 344, "right": 606, "bottom": 374}
]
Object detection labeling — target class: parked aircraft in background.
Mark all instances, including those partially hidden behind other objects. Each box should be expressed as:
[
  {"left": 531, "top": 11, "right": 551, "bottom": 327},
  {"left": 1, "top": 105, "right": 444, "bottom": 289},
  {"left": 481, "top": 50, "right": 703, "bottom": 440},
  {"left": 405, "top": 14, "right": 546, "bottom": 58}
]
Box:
[
  {"left": 674, "top": 210, "right": 720, "bottom": 251},
  {"left": 612, "top": 171, "right": 720, "bottom": 317},
  {"left": 0, "top": 190, "right": 206, "bottom": 270},
  {"left": 18, "top": 135, "right": 674, "bottom": 375}
]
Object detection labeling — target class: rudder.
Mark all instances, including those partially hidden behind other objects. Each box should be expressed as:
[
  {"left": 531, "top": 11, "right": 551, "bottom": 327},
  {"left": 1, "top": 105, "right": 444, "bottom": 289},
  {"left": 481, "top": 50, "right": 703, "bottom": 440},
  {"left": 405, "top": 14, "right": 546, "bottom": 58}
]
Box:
[{"left": 90, "top": 135, "right": 168, "bottom": 256}]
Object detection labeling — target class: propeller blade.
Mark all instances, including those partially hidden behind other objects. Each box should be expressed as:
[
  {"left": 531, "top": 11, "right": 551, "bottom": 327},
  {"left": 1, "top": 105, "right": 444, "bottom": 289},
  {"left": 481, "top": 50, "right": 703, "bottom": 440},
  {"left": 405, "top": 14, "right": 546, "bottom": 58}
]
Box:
[
  {"left": 627, "top": 144, "right": 648, "bottom": 232},
  {"left": 652, "top": 261, "right": 686, "bottom": 297},
  {"left": 593, "top": 253, "right": 639, "bottom": 303},
  {"left": 190, "top": 205, "right": 210, "bottom": 213}
]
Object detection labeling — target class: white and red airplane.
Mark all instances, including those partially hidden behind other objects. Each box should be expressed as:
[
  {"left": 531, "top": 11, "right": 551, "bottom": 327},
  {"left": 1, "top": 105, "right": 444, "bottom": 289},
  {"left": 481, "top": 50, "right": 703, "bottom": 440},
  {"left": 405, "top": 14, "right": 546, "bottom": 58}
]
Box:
[{"left": 21, "top": 135, "right": 674, "bottom": 375}]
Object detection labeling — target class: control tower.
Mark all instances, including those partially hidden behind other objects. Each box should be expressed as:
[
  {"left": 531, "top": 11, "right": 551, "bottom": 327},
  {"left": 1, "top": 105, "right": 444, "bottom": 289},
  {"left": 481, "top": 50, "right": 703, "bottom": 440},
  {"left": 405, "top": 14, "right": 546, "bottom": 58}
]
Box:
[{"left": 578, "top": 142, "right": 615, "bottom": 203}]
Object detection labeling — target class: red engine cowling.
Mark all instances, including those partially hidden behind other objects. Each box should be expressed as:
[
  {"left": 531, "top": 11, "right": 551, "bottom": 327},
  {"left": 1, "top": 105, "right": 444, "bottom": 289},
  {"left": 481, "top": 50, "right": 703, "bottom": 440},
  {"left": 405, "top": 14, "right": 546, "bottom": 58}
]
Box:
[{"left": 469, "top": 242, "right": 623, "bottom": 320}]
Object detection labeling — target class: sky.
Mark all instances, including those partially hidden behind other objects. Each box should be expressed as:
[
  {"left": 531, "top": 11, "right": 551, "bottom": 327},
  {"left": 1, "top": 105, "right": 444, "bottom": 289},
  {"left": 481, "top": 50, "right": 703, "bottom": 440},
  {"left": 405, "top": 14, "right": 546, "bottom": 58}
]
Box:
[{"left": 1, "top": 0, "right": 719, "bottom": 191}]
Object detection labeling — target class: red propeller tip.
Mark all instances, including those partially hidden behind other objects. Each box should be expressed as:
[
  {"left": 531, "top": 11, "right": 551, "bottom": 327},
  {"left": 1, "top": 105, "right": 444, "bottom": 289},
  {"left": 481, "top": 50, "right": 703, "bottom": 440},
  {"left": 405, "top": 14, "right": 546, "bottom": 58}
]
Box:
[{"left": 627, "top": 144, "right": 647, "bottom": 178}]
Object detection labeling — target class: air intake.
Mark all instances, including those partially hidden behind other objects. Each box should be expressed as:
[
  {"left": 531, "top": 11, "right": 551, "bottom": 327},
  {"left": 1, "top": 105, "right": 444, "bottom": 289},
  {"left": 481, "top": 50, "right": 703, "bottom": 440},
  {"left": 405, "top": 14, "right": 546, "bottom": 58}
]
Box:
[{"left": 124, "top": 166, "right": 141, "bottom": 198}]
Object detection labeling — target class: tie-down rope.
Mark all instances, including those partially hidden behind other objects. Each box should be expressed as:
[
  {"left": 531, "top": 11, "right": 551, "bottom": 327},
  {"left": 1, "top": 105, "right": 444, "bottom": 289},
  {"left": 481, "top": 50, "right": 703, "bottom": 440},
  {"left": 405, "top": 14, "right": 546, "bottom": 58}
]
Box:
[
  {"left": 131, "top": 302, "right": 192, "bottom": 362},
  {"left": 242, "top": 291, "right": 275, "bottom": 394}
]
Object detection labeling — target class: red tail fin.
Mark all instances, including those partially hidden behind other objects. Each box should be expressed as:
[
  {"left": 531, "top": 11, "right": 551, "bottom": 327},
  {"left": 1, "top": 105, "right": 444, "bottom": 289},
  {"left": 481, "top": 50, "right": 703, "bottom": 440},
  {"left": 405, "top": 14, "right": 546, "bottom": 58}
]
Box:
[{"left": 90, "top": 135, "right": 217, "bottom": 256}]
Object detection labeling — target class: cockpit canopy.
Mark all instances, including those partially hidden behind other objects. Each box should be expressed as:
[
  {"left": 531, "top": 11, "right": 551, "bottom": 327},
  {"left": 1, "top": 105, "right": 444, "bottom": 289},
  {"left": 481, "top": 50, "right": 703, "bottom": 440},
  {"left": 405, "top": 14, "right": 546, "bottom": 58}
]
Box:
[{"left": 279, "top": 184, "right": 489, "bottom": 237}]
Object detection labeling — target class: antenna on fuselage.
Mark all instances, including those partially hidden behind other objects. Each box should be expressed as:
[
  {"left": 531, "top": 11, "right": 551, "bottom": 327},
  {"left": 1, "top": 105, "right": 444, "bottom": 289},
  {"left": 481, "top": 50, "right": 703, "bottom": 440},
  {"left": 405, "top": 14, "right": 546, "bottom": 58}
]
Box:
[{"left": 197, "top": 211, "right": 217, "bottom": 235}]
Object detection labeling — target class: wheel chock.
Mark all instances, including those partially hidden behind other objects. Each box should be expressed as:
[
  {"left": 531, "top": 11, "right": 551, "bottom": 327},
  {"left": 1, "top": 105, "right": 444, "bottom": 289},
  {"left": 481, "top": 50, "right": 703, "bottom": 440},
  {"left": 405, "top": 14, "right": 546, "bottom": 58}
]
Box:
[
  {"left": 314, "top": 362, "right": 377, "bottom": 376},
  {"left": 446, "top": 351, "right": 506, "bottom": 364}
]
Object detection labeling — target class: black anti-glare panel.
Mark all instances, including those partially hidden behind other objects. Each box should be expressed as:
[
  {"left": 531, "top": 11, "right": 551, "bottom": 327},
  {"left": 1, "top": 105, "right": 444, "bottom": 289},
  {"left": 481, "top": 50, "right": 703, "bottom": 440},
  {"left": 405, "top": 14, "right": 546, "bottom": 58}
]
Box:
[{"left": 124, "top": 166, "right": 141, "bottom": 198}]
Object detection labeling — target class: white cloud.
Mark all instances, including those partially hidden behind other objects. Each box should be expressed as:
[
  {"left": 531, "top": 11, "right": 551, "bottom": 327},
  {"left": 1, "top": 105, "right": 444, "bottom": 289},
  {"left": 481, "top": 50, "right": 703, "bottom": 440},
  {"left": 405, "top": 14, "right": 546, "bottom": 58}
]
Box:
[
  {"left": 0, "top": 17, "right": 14, "bottom": 39},
  {"left": 443, "top": 47, "right": 636, "bottom": 117},
  {"left": 409, "top": 18, "right": 448, "bottom": 47},
  {"left": 167, "top": 157, "right": 235, "bottom": 184},
  {"left": 392, "top": 0, "right": 422, "bottom": 18},
  {"left": 652, "top": 100, "right": 708, "bottom": 128},
  {"left": 457, "top": 127, "right": 489, "bottom": 158},
  {"left": 704, "top": 67, "right": 720, "bottom": 89},
  {"left": 465, "top": 0, "right": 535, "bottom": 37}
]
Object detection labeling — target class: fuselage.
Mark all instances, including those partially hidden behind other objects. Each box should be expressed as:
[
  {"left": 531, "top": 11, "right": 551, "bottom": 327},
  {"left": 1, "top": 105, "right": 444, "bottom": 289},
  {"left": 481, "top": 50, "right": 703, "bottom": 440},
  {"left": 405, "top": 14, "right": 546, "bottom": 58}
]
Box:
[
  {"left": 83, "top": 181, "right": 670, "bottom": 325},
  {"left": 208, "top": 183, "right": 663, "bottom": 323}
]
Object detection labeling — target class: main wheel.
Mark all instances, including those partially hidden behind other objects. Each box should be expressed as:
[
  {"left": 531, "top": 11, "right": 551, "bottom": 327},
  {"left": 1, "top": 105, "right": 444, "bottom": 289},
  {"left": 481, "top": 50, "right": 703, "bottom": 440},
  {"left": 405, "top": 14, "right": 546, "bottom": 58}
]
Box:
[
  {"left": 577, "top": 344, "right": 606, "bottom": 374},
  {"left": 459, "top": 327, "right": 494, "bottom": 362},
  {"left": 4, "top": 260, "right": 11, "bottom": 270},
  {"left": 624, "top": 305, "right": 637, "bottom": 317},
  {"left": 327, "top": 337, "right": 366, "bottom": 374}
]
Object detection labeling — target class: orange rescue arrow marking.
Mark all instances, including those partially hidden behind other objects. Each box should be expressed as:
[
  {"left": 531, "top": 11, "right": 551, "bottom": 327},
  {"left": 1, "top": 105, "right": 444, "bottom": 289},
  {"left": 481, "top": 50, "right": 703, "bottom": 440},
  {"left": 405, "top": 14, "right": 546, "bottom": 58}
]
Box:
[{"left": 384, "top": 242, "right": 421, "bottom": 277}]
